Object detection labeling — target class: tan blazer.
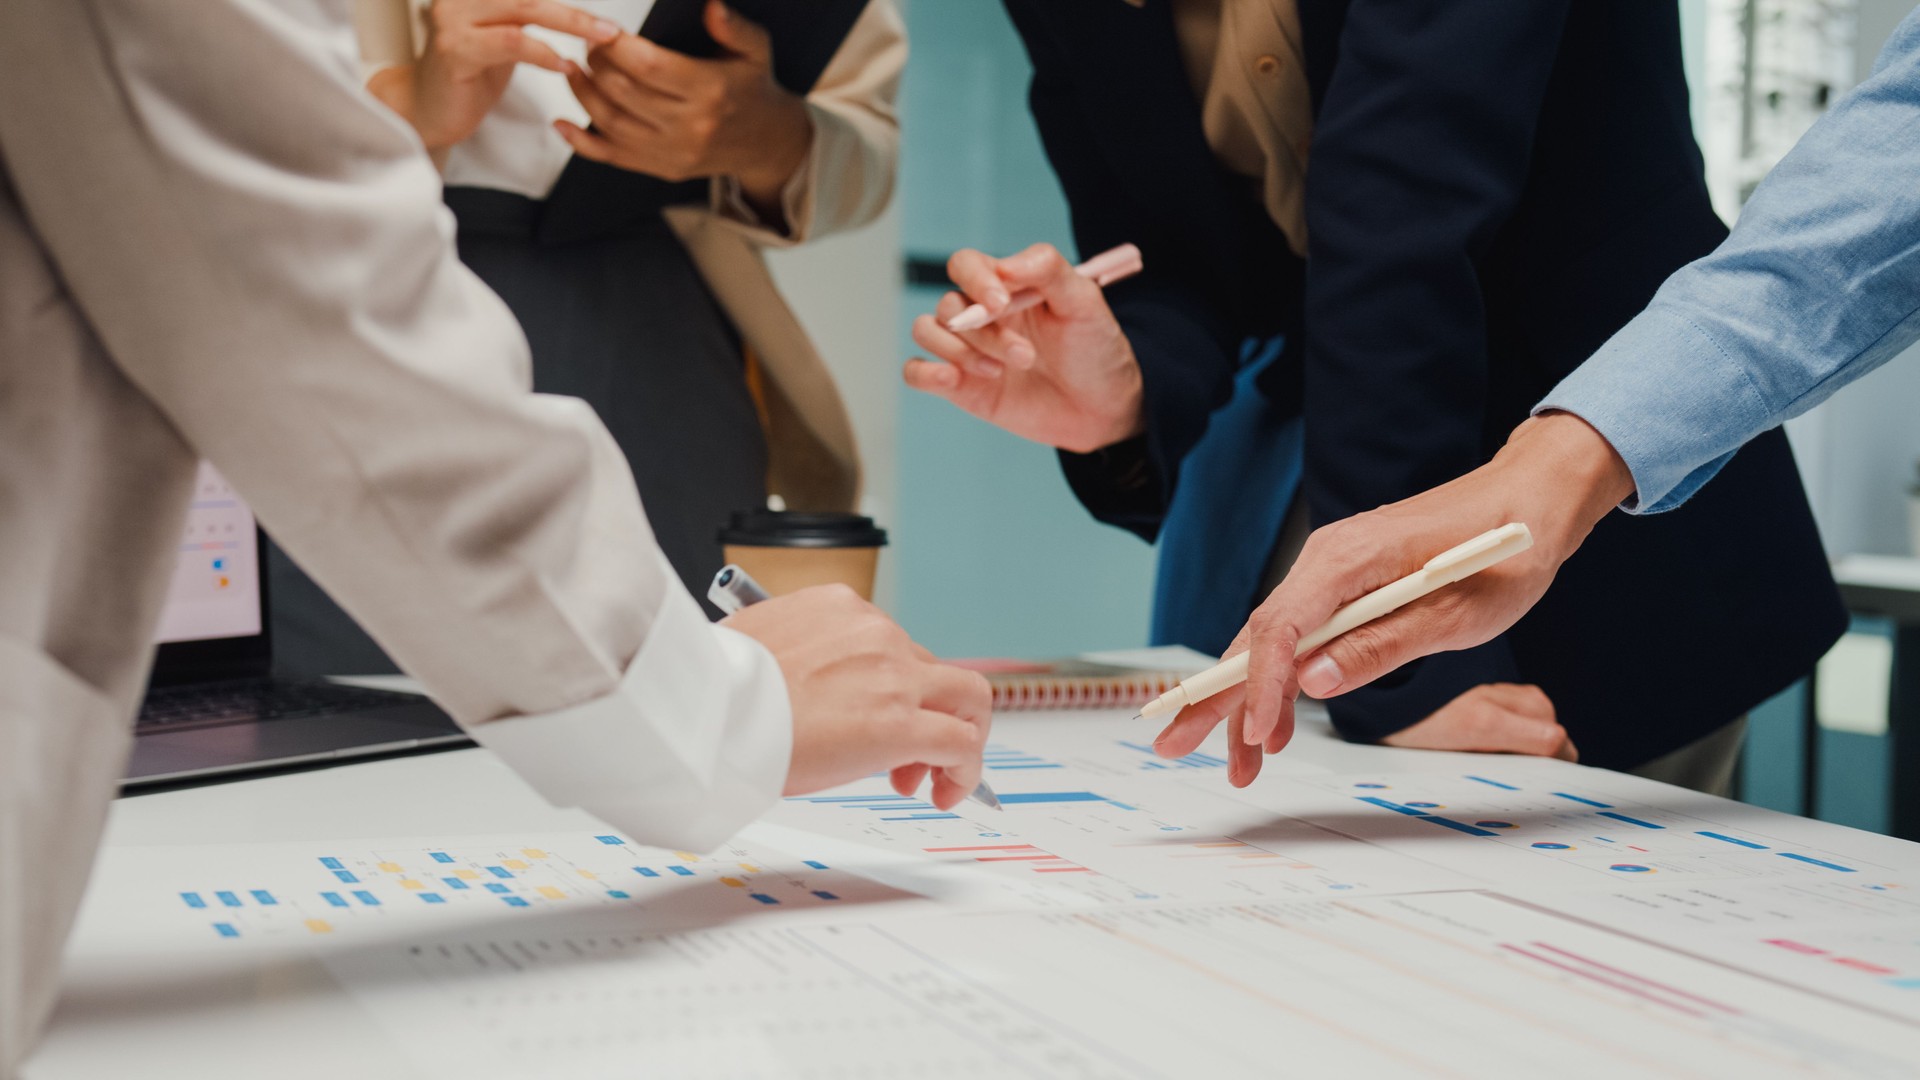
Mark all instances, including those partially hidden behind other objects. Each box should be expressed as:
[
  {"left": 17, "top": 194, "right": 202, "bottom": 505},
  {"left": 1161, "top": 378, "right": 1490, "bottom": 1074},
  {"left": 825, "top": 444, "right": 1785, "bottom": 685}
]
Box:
[
  {"left": 0, "top": 2, "right": 834, "bottom": 1069},
  {"left": 1168, "top": 0, "right": 1312, "bottom": 255},
  {"left": 354, "top": 0, "right": 907, "bottom": 511}
]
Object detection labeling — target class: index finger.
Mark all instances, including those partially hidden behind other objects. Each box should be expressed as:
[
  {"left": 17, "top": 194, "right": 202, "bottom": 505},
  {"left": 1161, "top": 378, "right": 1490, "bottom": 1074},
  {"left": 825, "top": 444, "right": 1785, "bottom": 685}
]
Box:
[
  {"left": 945, "top": 249, "right": 1012, "bottom": 311},
  {"left": 475, "top": 0, "right": 621, "bottom": 45},
  {"left": 1240, "top": 527, "right": 1405, "bottom": 747},
  {"left": 992, "top": 243, "right": 1108, "bottom": 319},
  {"left": 591, "top": 33, "right": 703, "bottom": 96}
]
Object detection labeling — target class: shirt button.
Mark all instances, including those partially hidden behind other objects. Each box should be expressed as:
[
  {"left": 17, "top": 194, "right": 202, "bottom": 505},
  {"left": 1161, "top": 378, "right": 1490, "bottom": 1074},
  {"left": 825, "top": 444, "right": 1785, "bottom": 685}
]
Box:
[{"left": 1255, "top": 54, "right": 1282, "bottom": 75}]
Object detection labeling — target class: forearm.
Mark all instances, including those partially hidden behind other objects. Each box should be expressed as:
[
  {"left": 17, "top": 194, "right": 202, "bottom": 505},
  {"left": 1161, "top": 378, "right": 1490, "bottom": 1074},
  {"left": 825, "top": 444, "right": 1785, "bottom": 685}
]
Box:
[
  {"left": 1540, "top": 7, "right": 1920, "bottom": 513},
  {"left": 712, "top": 0, "right": 901, "bottom": 243},
  {"left": 23, "top": 0, "right": 789, "bottom": 848},
  {"left": 363, "top": 63, "right": 454, "bottom": 170},
  {"left": 725, "top": 90, "right": 813, "bottom": 224}
]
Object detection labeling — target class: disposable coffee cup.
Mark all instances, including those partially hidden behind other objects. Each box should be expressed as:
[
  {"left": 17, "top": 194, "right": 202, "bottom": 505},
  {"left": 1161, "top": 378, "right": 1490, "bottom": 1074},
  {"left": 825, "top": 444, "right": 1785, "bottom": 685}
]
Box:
[{"left": 717, "top": 510, "right": 889, "bottom": 601}]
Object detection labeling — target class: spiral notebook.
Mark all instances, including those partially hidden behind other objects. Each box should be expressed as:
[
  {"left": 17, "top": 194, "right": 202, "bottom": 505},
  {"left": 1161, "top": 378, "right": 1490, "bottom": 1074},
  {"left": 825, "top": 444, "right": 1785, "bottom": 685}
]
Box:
[{"left": 950, "top": 647, "right": 1216, "bottom": 711}]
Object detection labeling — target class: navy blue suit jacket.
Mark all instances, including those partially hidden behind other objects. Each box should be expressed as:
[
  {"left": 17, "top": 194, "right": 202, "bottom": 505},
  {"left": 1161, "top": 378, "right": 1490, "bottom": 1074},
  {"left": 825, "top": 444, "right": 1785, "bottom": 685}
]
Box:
[{"left": 1002, "top": 0, "right": 1846, "bottom": 768}]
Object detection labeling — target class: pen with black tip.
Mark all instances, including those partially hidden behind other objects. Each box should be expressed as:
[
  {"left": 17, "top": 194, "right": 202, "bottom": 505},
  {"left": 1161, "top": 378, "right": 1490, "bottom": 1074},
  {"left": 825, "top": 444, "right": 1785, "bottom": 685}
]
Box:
[{"left": 708, "top": 565, "right": 1003, "bottom": 811}]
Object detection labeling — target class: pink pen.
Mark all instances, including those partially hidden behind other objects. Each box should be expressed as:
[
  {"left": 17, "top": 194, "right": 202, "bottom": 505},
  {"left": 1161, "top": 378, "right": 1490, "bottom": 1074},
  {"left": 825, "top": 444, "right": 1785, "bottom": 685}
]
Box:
[{"left": 943, "top": 243, "right": 1144, "bottom": 333}]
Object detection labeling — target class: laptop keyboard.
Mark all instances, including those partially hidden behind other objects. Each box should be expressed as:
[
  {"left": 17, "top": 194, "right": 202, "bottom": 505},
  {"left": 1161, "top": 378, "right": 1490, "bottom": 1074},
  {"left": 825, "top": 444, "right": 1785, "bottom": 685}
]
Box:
[{"left": 137, "top": 678, "right": 423, "bottom": 734}]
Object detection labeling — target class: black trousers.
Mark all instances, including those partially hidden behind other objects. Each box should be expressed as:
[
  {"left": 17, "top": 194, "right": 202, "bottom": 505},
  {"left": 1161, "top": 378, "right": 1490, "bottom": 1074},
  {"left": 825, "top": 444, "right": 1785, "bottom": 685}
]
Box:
[{"left": 269, "top": 187, "right": 767, "bottom": 676}]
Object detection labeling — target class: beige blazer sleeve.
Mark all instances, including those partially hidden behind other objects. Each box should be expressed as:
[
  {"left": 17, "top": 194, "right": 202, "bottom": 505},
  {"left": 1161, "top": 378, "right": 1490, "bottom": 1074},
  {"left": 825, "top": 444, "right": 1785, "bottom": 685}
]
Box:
[
  {"left": 706, "top": 0, "right": 905, "bottom": 246},
  {"left": 0, "top": 20, "right": 795, "bottom": 1063}
]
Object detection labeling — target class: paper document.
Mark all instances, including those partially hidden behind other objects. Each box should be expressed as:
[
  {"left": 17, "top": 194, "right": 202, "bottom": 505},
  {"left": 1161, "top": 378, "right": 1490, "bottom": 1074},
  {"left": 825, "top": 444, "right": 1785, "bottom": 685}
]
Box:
[{"left": 74, "top": 713, "right": 1920, "bottom": 1077}]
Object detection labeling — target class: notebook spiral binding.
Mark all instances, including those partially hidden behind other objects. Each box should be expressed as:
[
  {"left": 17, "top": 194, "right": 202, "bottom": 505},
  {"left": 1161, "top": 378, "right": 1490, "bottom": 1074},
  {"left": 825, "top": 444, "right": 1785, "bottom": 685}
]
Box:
[{"left": 991, "top": 675, "right": 1181, "bottom": 711}]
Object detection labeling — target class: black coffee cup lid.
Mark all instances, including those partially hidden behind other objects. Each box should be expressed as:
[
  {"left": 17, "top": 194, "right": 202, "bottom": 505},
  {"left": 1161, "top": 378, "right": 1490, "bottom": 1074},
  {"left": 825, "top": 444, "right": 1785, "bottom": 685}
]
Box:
[{"left": 718, "top": 510, "right": 889, "bottom": 549}]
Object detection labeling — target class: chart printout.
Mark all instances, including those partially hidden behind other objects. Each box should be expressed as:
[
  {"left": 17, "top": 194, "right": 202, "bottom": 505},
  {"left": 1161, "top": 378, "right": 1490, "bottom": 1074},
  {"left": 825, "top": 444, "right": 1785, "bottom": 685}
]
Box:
[{"left": 84, "top": 715, "right": 1920, "bottom": 1077}]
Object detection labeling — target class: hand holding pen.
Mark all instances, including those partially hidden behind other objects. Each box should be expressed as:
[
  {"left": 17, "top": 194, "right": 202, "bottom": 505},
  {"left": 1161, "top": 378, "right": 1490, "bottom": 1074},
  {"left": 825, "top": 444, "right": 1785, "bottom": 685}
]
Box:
[
  {"left": 905, "top": 242, "right": 1150, "bottom": 455},
  {"left": 711, "top": 567, "right": 1002, "bottom": 811}
]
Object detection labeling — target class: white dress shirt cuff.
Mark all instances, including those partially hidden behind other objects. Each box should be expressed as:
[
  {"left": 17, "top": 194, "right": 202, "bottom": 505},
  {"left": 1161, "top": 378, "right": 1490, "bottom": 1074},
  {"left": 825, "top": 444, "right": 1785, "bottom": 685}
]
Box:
[{"left": 466, "top": 578, "right": 793, "bottom": 853}]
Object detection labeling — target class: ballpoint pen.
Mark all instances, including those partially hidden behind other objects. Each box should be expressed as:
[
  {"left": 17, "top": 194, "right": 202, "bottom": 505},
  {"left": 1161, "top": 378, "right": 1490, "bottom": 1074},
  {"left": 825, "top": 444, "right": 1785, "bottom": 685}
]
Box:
[
  {"left": 709, "top": 565, "right": 1003, "bottom": 811},
  {"left": 1136, "top": 523, "right": 1535, "bottom": 723},
  {"left": 942, "top": 243, "right": 1143, "bottom": 333}
]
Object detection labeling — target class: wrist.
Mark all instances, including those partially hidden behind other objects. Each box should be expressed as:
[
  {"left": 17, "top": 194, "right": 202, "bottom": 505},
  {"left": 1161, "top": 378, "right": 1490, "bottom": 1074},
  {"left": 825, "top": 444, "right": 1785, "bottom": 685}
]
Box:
[
  {"left": 1064, "top": 347, "right": 1146, "bottom": 454},
  {"left": 732, "top": 93, "right": 812, "bottom": 217},
  {"left": 1496, "top": 411, "right": 1635, "bottom": 553},
  {"left": 369, "top": 64, "right": 464, "bottom": 153},
  {"left": 1106, "top": 353, "right": 1148, "bottom": 445}
]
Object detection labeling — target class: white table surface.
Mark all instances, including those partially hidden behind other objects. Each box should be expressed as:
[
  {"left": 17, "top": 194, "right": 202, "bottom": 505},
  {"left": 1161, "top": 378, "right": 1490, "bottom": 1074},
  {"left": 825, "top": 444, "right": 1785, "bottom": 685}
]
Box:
[{"left": 26, "top": 706, "right": 1920, "bottom": 1078}]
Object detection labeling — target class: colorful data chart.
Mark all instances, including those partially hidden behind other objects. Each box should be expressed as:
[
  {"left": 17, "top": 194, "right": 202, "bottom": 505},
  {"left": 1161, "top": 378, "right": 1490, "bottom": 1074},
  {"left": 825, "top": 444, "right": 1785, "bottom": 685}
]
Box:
[
  {"left": 327, "top": 892, "right": 1920, "bottom": 1079},
  {"left": 1305, "top": 773, "right": 1895, "bottom": 886},
  {"left": 1119, "top": 740, "right": 1227, "bottom": 771},
  {"left": 157, "top": 834, "right": 903, "bottom": 944},
  {"left": 980, "top": 743, "right": 1064, "bottom": 772},
  {"left": 924, "top": 842, "right": 1094, "bottom": 874}
]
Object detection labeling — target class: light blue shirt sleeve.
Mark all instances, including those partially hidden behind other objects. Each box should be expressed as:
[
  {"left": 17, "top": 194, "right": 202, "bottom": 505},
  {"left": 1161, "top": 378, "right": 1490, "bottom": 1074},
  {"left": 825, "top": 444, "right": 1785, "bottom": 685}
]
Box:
[{"left": 1536, "top": 7, "right": 1920, "bottom": 514}]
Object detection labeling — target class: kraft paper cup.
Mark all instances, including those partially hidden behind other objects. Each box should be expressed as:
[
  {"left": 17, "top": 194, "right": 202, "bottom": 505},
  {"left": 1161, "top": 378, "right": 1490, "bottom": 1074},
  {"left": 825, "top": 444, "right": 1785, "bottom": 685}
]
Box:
[{"left": 718, "top": 511, "right": 888, "bottom": 601}]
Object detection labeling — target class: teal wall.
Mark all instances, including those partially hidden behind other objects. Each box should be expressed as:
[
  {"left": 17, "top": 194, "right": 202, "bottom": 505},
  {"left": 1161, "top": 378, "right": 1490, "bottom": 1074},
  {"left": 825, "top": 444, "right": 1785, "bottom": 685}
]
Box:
[{"left": 889, "top": 0, "right": 1157, "bottom": 658}]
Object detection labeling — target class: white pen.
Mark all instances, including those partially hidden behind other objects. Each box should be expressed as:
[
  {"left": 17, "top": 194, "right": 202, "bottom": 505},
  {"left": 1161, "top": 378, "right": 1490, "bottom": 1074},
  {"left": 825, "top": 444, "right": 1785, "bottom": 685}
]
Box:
[
  {"left": 943, "top": 243, "right": 1144, "bottom": 333},
  {"left": 1136, "top": 523, "right": 1535, "bottom": 723},
  {"left": 709, "top": 565, "right": 1003, "bottom": 811}
]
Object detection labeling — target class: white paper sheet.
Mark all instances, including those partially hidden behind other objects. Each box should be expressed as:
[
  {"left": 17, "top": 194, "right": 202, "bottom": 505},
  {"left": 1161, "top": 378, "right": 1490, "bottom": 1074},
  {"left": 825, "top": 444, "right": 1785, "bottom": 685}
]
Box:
[{"left": 72, "top": 717, "right": 1920, "bottom": 1077}]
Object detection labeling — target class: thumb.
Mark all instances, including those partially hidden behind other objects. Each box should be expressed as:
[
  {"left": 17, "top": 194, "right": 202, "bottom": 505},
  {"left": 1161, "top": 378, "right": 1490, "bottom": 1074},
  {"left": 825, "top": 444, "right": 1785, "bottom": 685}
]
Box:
[
  {"left": 705, "top": 0, "right": 773, "bottom": 64},
  {"left": 1295, "top": 594, "right": 1469, "bottom": 699}
]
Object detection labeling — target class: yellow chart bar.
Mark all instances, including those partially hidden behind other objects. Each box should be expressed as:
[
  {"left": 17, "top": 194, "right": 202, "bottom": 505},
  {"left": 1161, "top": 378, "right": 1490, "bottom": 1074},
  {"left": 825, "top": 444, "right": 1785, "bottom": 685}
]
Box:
[
  {"left": 536, "top": 886, "right": 566, "bottom": 900},
  {"left": 400, "top": 879, "right": 425, "bottom": 889},
  {"left": 305, "top": 919, "right": 333, "bottom": 934},
  {"left": 377, "top": 861, "right": 404, "bottom": 872},
  {"left": 521, "top": 849, "right": 548, "bottom": 859},
  {"left": 503, "top": 859, "right": 530, "bottom": 871},
  {"left": 674, "top": 852, "right": 700, "bottom": 862},
  {"left": 737, "top": 863, "right": 761, "bottom": 873},
  {"left": 577, "top": 869, "right": 598, "bottom": 880},
  {"left": 453, "top": 869, "right": 479, "bottom": 881},
  {"left": 719, "top": 877, "right": 746, "bottom": 888}
]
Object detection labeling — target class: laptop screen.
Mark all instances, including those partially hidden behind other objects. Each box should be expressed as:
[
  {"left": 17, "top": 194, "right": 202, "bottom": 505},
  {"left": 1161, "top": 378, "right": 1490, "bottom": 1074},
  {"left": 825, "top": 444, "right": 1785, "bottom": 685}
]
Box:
[{"left": 153, "top": 463, "right": 262, "bottom": 645}]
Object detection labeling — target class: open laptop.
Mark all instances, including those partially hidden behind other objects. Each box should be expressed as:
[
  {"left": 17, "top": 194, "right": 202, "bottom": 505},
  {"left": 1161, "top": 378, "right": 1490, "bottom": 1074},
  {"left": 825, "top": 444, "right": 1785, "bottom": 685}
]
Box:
[{"left": 125, "top": 464, "right": 469, "bottom": 787}]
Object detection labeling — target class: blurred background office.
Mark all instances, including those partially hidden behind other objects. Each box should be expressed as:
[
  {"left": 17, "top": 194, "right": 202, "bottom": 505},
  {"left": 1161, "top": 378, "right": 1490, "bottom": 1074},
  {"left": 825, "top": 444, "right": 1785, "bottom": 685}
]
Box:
[{"left": 753, "top": 0, "right": 1920, "bottom": 833}]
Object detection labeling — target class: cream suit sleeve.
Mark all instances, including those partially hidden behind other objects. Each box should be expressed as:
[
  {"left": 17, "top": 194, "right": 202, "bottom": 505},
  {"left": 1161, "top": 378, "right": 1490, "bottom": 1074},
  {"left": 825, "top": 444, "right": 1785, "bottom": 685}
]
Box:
[
  {"left": 0, "top": 0, "right": 791, "bottom": 852},
  {"left": 710, "top": 0, "right": 906, "bottom": 245}
]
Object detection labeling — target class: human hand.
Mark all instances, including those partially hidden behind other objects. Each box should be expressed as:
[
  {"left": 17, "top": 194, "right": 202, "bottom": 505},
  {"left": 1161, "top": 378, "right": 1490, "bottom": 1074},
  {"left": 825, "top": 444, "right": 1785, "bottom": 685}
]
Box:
[
  {"left": 1382, "top": 683, "right": 1577, "bottom": 761},
  {"left": 367, "top": 0, "right": 621, "bottom": 151},
  {"left": 722, "top": 585, "right": 992, "bottom": 809},
  {"left": 1156, "top": 412, "right": 1636, "bottom": 769},
  {"left": 557, "top": 1, "right": 812, "bottom": 215},
  {"left": 904, "top": 243, "right": 1147, "bottom": 454}
]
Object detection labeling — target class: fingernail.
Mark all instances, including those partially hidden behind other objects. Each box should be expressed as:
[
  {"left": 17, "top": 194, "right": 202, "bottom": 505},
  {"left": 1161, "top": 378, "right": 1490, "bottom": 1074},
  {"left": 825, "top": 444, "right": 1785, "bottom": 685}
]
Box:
[
  {"left": 593, "top": 18, "right": 621, "bottom": 40},
  {"left": 1008, "top": 340, "right": 1036, "bottom": 366},
  {"left": 1300, "top": 654, "right": 1344, "bottom": 697},
  {"left": 987, "top": 287, "right": 1010, "bottom": 308}
]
